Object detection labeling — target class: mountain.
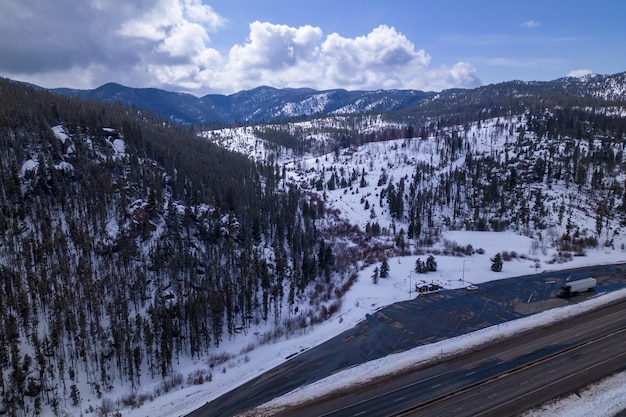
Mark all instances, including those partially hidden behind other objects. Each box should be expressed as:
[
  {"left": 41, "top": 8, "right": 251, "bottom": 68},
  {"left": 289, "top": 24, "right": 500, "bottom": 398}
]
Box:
[
  {"left": 51, "top": 72, "right": 626, "bottom": 125},
  {"left": 2, "top": 71, "right": 626, "bottom": 416},
  {"left": 53, "top": 83, "right": 431, "bottom": 124},
  {"left": 207, "top": 86, "right": 430, "bottom": 121},
  {"left": 394, "top": 72, "right": 626, "bottom": 127},
  {"left": 0, "top": 77, "right": 353, "bottom": 416},
  {"left": 53, "top": 82, "right": 217, "bottom": 125}
]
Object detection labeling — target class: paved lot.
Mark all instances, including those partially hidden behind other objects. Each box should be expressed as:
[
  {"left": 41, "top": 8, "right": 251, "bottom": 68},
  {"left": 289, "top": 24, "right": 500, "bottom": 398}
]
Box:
[{"left": 189, "top": 263, "right": 626, "bottom": 417}]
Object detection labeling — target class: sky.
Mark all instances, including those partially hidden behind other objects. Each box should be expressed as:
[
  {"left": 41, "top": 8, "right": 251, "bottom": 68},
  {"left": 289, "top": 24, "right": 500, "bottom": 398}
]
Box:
[{"left": 1, "top": 0, "right": 625, "bottom": 96}]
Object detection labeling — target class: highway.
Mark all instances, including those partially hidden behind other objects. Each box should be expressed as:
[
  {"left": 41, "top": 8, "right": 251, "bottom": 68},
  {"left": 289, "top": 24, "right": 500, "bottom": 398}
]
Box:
[
  {"left": 275, "top": 298, "right": 626, "bottom": 417},
  {"left": 188, "top": 264, "right": 626, "bottom": 417},
  {"left": 409, "top": 328, "right": 626, "bottom": 417}
]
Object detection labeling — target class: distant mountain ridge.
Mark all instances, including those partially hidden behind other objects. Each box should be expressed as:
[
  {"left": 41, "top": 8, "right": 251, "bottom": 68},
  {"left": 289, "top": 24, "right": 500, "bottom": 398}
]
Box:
[
  {"left": 52, "top": 83, "right": 432, "bottom": 124},
  {"left": 50, "top": 72, "right": 626, "bottom": 124}
]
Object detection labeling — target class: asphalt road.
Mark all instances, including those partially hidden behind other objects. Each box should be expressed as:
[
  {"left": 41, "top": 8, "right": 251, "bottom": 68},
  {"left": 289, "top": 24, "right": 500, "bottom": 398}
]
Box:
[
  {"left": 281, "top": 298, "right": 626, "bottom": 417},
  {"left": 415, "top": 328, "right": 626, "bottom": 417},
  {"left": 188, "top": 263, "right": 626, "bottom": 417}
]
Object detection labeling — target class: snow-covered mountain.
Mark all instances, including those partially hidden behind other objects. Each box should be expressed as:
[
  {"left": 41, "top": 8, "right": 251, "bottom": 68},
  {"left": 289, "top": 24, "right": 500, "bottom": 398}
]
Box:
[
  {"left": 205, "top": 109, "right": 626, "bottom": 256},
  {"left": 50, "top": 71, "right": 626, "bottom": 124},
  {"left": 52, "top": 83, "right": 431, "bottom": 124}
]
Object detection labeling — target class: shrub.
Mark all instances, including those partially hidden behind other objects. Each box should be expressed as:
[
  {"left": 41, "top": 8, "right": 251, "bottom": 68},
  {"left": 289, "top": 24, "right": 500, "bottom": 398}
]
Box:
[
  {"left": 158, "top": 372, "right": 183, "bottom": 394},
  {"left": 187, "top": 369, "right": 208, "bottom": 386},
  {"left": 99, "top": 398, "right": 114, "bottom": 417}
]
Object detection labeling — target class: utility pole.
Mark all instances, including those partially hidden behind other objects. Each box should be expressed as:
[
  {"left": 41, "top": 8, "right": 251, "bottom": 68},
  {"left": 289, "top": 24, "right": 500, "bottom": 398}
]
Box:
[{"left": 462, "top": 259, "right": 474, "bottom": 284}]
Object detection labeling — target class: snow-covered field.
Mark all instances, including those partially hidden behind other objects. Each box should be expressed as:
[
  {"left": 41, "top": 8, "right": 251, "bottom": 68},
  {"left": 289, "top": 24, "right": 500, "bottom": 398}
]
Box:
[{"left": 121, "top": 230, "right": 626, "bottom": 417}]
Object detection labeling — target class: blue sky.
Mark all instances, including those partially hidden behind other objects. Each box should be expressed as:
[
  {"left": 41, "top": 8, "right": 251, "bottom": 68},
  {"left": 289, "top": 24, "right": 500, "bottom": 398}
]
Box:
[{"left": 0, "top": 0, "right": 624, "bottom": 95}]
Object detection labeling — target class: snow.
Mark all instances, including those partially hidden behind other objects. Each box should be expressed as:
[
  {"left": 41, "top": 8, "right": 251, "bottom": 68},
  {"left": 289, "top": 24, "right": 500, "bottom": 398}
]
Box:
[
  {"left": 106, "top": 218, "right": 119, "bottom": 240},
  {"left": 107, "top": 116, "right": 626, "bottom": 417},
  {"left": 520, "top": 370, "right": 626, "bottom": 417},
  {"left": 52, "top": 124, "right": 70, "bottom": 143},
  {"left": 20, "top": 159, "right": 38, "bottom": 175},
  {"left": 281, "top": 93, "right": 330, "bottom": 116},
  {"left": 54, "top": 161, "right": 74, "bottom": 172},
  {"left": 111, "top": 138, "right": 125, "bottom": 154},
  {"left": 200, "top": 115, "right": 401, "bottom": 165},
  {"left": 119, "top": 234, "right": 626, "bottom": 417}
]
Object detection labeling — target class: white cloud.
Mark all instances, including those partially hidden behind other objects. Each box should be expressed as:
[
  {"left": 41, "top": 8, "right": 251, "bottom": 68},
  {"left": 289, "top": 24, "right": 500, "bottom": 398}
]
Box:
[
  {"left": 118, "top": 0, "right": 224, "bottom": 41},
  {"left": 157, "top": 22, "right": 210, "bottom": 58},
  {"left": 114, "top": 0, "right": 225, "bottom": 88},
  {"left": 521, "top": 20, "right": 540, "bottom": 29},
  {"left": 318, "top": 25, "right": 431, "bottom": 90},
  {"left": 0, "top": 1, "right": 481, "bottom": 94},
  {"left": 567, "top": 69, "right": 594, "bottom": 78},
  {"left": 182, "top": 0, "right": 225, "bottom": 28},
  {"left": 107, "top": 11, "right": 483, "bottom": 93},
  {"left": 213, "top": 23, "right": 478, "bottom": 93},
  {"left": 228, "top": 21, "right": 322, "bottom": 71},
  {"left": 421, "top": 62, "right": 478, "bottom": 91}
]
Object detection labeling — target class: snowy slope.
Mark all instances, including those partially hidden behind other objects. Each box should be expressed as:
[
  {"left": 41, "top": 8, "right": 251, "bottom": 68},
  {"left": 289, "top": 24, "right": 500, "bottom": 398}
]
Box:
[{"left": 105, "top": 116, "right": 626, "bottom": 417}]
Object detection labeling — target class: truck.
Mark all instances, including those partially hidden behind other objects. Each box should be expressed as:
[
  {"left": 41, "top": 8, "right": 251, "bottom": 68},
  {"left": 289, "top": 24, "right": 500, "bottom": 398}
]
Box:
[{"left": 556, "top": 277, "right": 596, "bottom": 298}]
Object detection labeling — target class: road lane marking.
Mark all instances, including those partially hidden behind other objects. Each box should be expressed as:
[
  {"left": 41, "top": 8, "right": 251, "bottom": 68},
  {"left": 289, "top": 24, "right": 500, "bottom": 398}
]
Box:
[
  {"left": 466, "top": 371, "right": 476, "bottom": 376},
  {"left": 432, "top": 383, "right": 442, "bottom": 388}
]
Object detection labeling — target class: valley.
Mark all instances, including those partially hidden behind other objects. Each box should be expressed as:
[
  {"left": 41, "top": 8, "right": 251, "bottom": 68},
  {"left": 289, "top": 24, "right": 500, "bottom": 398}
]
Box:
[{"left": 0, "top": 73, "right": 625, "bottom": 417}]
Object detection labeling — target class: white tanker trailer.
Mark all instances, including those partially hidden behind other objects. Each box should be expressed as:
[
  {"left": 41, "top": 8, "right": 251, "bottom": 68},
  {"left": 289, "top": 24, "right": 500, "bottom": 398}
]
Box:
[{"left": 556, "top": 277, "right": 596, "bottom": 298}]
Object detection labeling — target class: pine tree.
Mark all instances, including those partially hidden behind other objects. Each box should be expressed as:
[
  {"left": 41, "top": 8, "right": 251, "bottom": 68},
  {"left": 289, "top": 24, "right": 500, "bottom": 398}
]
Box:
[
  {"left": 491, "top": 253, "right": 503, "bottom": 272},
  {"left": 415, "top": 258, "right": 427, "bottom": 274},
  {"left": 372, "top": 267, "right": 379, "bottom": 284},
  {"left": 379, "top": 259, "right": 390, "bottom": 278},
  {"left": 70, "top": 384, "right": 81, "bottom": 406},
  {"left": 360, "top": 173, "right": 367, "bottom": 188},
  {"left": 426, "top": 255, "right": 437, "bottom": 272}
]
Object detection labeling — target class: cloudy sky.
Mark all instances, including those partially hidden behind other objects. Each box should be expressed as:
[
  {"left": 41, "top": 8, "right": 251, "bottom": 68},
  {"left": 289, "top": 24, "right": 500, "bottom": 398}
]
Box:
[{"left": 1, "top": 0, "right": 624, "bottom": 96}]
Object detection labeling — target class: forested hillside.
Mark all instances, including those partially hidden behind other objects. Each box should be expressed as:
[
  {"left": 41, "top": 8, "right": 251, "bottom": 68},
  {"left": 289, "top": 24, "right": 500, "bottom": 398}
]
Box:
[
  {"left": 0, "top": 78, "right": 354, "bottom": 416},
  {"left": 1, "top": 72, "right": 626, "bottom": 416},
  {"left": 206, "top": 76, "right": 626, "bottom": 265}
]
